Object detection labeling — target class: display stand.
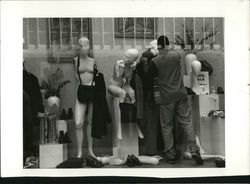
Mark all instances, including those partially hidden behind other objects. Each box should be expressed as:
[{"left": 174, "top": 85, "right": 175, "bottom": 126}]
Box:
[
  {"left": 189, "top": 94, "right": 225, "bottom": 156},
  {"left": 39, "top": 116, "right": 68, "bottom": 168},
  {"left": 112, "top": 103, "right": 139, "bottom": 159},
  {"left": 199, "top": 117, "right": 225, "bottom": 156},
  {"left": 39, "top": 143, "right": 68, "bottom": 168}
]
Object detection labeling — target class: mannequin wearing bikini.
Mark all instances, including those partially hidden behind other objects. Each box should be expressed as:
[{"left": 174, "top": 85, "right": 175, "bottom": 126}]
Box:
[{"left": 73, "top": 37, "right": 96, "bottom": 158}]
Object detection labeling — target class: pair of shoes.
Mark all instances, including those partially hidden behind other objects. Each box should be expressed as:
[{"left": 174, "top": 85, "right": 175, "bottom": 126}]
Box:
[
  {"left": 163, "top": 149, "right": 178, "bottom": 164},
  {"left": 86, "top": 156, "right": 104, "bottom": 168},
  {"left": 59, "top": 108, "right": 73, "bottom": 120},
  {"left": 58, "top": 131, "right": 72, "bottom": 144},
  {"left": 125, "top": 154, "right": 142, "bottom": 167},
  {"left": 191, "top": 152, "right": 204, "bottom": 165}
]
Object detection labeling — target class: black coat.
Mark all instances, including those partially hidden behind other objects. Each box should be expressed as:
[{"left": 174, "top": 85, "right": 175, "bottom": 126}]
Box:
[
  {"left": 92, "top": 72, "right": 111, "bottom": 139},
  {"left": 23, "top": 70, "right": 44, "bottom": 124},
  {"left": 23, "top": 70, "right": 44, "bottom": 156}
]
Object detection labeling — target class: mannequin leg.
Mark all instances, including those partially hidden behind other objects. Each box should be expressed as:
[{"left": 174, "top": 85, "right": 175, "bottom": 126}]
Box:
[
  {"left": 112, "top": 97, "right": 122, "bottom": 139},
  {"left": 183, "top": 151, "right": 225, "bottom": 161},
  {"left": 108, "top": 85, "right": 126, "bottom": 103},
  {"left": 135, "top": 123, "right": 144, "bottom": 139},
  {"left": 86, "top": 102, "right": 96, "bottom": 158},
  {"left": 75, "top": 99, "right": 87, "bottom": 158},
  {"left": 195, "top": 136, "right": 205, "bottom": 154}
]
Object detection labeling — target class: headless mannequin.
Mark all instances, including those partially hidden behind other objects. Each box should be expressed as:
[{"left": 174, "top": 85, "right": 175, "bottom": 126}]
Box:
[
  {"left": 74, "top": 37, "right": 96, "bottom": 158},
  {"left": 190, "top": 60, "right": 203, "bottom": 94},
  {"left": 184, "top": 53, "right": 197, "bottom": 75},
  {"left": 184, "top": 54, "right": 204, "bottom": 95},
  {"left": 108, "top": 49, "right": 142, "bottom": 140}
]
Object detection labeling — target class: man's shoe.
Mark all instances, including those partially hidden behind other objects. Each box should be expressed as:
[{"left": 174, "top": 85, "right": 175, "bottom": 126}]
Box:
[
  {"left": 86, "top": 156, "right": 104, "bottom": 168},
  {"left": 131, "top": 154, "right": 142, "bottom": 166},
  {"left": 125, "top": 155, "right": 135, "bottom": 167},
  {"left": 191, "top": 152, "right": 204, "bottom": 165},
  {"left": 163, "top": 149, "right": 178, "bottom": 164}
]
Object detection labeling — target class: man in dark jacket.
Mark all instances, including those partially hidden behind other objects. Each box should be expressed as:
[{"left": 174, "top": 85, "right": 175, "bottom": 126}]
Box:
[{"left": 151, "top": 36, "right": 203, "bottom": 165}]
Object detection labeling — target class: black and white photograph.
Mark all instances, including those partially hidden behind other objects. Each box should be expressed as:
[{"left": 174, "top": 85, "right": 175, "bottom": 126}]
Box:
[
  {"left": 22, "top": 17, "right": 225, "bottom": 169},
  {"left": 1, "top": 0, "right": 249, "bottom": 179}
]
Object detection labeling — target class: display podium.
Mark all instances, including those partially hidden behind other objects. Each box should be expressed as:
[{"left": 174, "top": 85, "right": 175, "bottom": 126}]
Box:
[
  {"left": 39, "top": 143, "right": 67, "bottom": 168},
  {"left": 112, "top": 103, "right": 139, "bottom": 159},
  {"left": 39, "top": 117, "right": 68, "bottom": 168},
  {"left": 199, "top": 117, "right": 225, "bottom": 156},
  {"left": 189, "top": 94, "right": 225, "bottom": 156}
]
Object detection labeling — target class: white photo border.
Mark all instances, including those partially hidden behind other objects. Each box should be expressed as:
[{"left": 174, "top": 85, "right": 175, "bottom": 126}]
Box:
[{"left": 1, "top": 0, "right": 249, "bottom": 178}]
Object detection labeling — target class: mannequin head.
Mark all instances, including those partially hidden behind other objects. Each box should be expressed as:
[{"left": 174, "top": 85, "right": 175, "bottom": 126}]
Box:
[
  {"left": 149, "top": 39, "right": 159, "bottom": 56},
  {"left": 184, "top": 53, "right": 197, "bottom": 75},
  {"left": 124, "top": 49, "right": 139, "bottom": 64},
  {"left": 191, "top": 60, "right": 202, "bottom": 76},
  {"left": 78, "top": 37, "right": 90, "bottom": 56}
]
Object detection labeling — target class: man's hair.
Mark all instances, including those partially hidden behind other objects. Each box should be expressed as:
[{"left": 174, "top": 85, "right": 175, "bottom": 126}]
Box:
[{"left": 157, "top": 35, "right": 169, "bottom": 49}]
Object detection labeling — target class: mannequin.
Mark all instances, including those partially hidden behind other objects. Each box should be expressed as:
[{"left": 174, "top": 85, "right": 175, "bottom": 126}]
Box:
[
  {"left": 73, "top": 37, "right": 96, "bottom": 158},
  {"left": 183, "top": 136, "right": 225, "bottom": 161},
  {"left": 190, "top": 60, "right": 203, "bottom": 94},
  {"left": 184, "top": 53, "right": 197, "bottom": 75},
  {"left": 108, "top": 49, "right": 142, "bottom": 140}
]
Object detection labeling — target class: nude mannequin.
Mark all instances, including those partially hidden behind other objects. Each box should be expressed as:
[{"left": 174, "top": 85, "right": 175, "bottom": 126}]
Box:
[
  {"left": 73, "top": 37, "right": 96, "bottom": 158},
  {"left": 108, "top": 49, "right": 143, "bottom": 140}
]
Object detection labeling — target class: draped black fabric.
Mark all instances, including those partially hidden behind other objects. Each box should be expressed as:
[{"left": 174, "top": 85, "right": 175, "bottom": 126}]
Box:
[
  {"left": 23, "top": 70, "right": 44, "bottom": 122},
  {"left": 91, "top": 72, "right": 111, "bottom": 139},
  {"left": 23, "top": 70, "right": 44, "bottom": 158},
  {"left": 136, "top": 49, "right": 156, "bottom": 97}
]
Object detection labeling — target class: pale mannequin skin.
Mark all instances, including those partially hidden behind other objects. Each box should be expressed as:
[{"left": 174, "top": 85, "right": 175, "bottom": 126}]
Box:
[
  {"left": 108, "top": 49, "right": 144, "bottom": 140},
  {"left": 73, "top": 37, "right": 96, "bottom": 158}
]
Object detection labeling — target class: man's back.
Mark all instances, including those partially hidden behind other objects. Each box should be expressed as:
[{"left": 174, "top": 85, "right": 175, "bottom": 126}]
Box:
[{"left": 152, "top": 49, "right": 187, "bottom": 104}]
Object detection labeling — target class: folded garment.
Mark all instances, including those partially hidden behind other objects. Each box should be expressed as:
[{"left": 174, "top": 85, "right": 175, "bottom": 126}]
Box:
[{"left": 56, "top": 158, "right": 85, "bottom": 168}]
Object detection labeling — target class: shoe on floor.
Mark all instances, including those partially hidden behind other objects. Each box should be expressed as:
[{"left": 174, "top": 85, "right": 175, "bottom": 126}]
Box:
[
  {"left": 125, "top": 155, "right": 135, "bottom": 167},
  {"left": 131, "top": 154, "right": 142, "bottom": 166},
  {"left": 191, "top": 152, "right": 204, "bottom": 165},
  {"left": 85, "top": 156, "right": 104, "bottom": 168},
  {"left": 163, "top": 148, "right": 178, "bottom": 164}
]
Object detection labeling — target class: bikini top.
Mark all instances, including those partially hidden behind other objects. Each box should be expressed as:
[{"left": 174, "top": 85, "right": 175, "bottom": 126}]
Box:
[{"left": 76, "top": 56, "right": 98, "bottom": 85}]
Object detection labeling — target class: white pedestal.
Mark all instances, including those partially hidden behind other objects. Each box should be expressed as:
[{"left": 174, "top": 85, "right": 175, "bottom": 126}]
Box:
[
  {"left": 112, "top": 123, "right": 139, "bottom": 159},
  {"left": 187, "top": 95, "right": 225, "bottom": 156},
  {"left": 189, "top": 94, "right": 220, "bottom": 138},
  {"left": 39, "top": 143, "right": 67, "bottom": 168},
  {"left": 199, "top": 117, "right": 225, "bottom": 156},
  {"left": 198, "top": 94, "right": 219, "bottom": 116}
]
